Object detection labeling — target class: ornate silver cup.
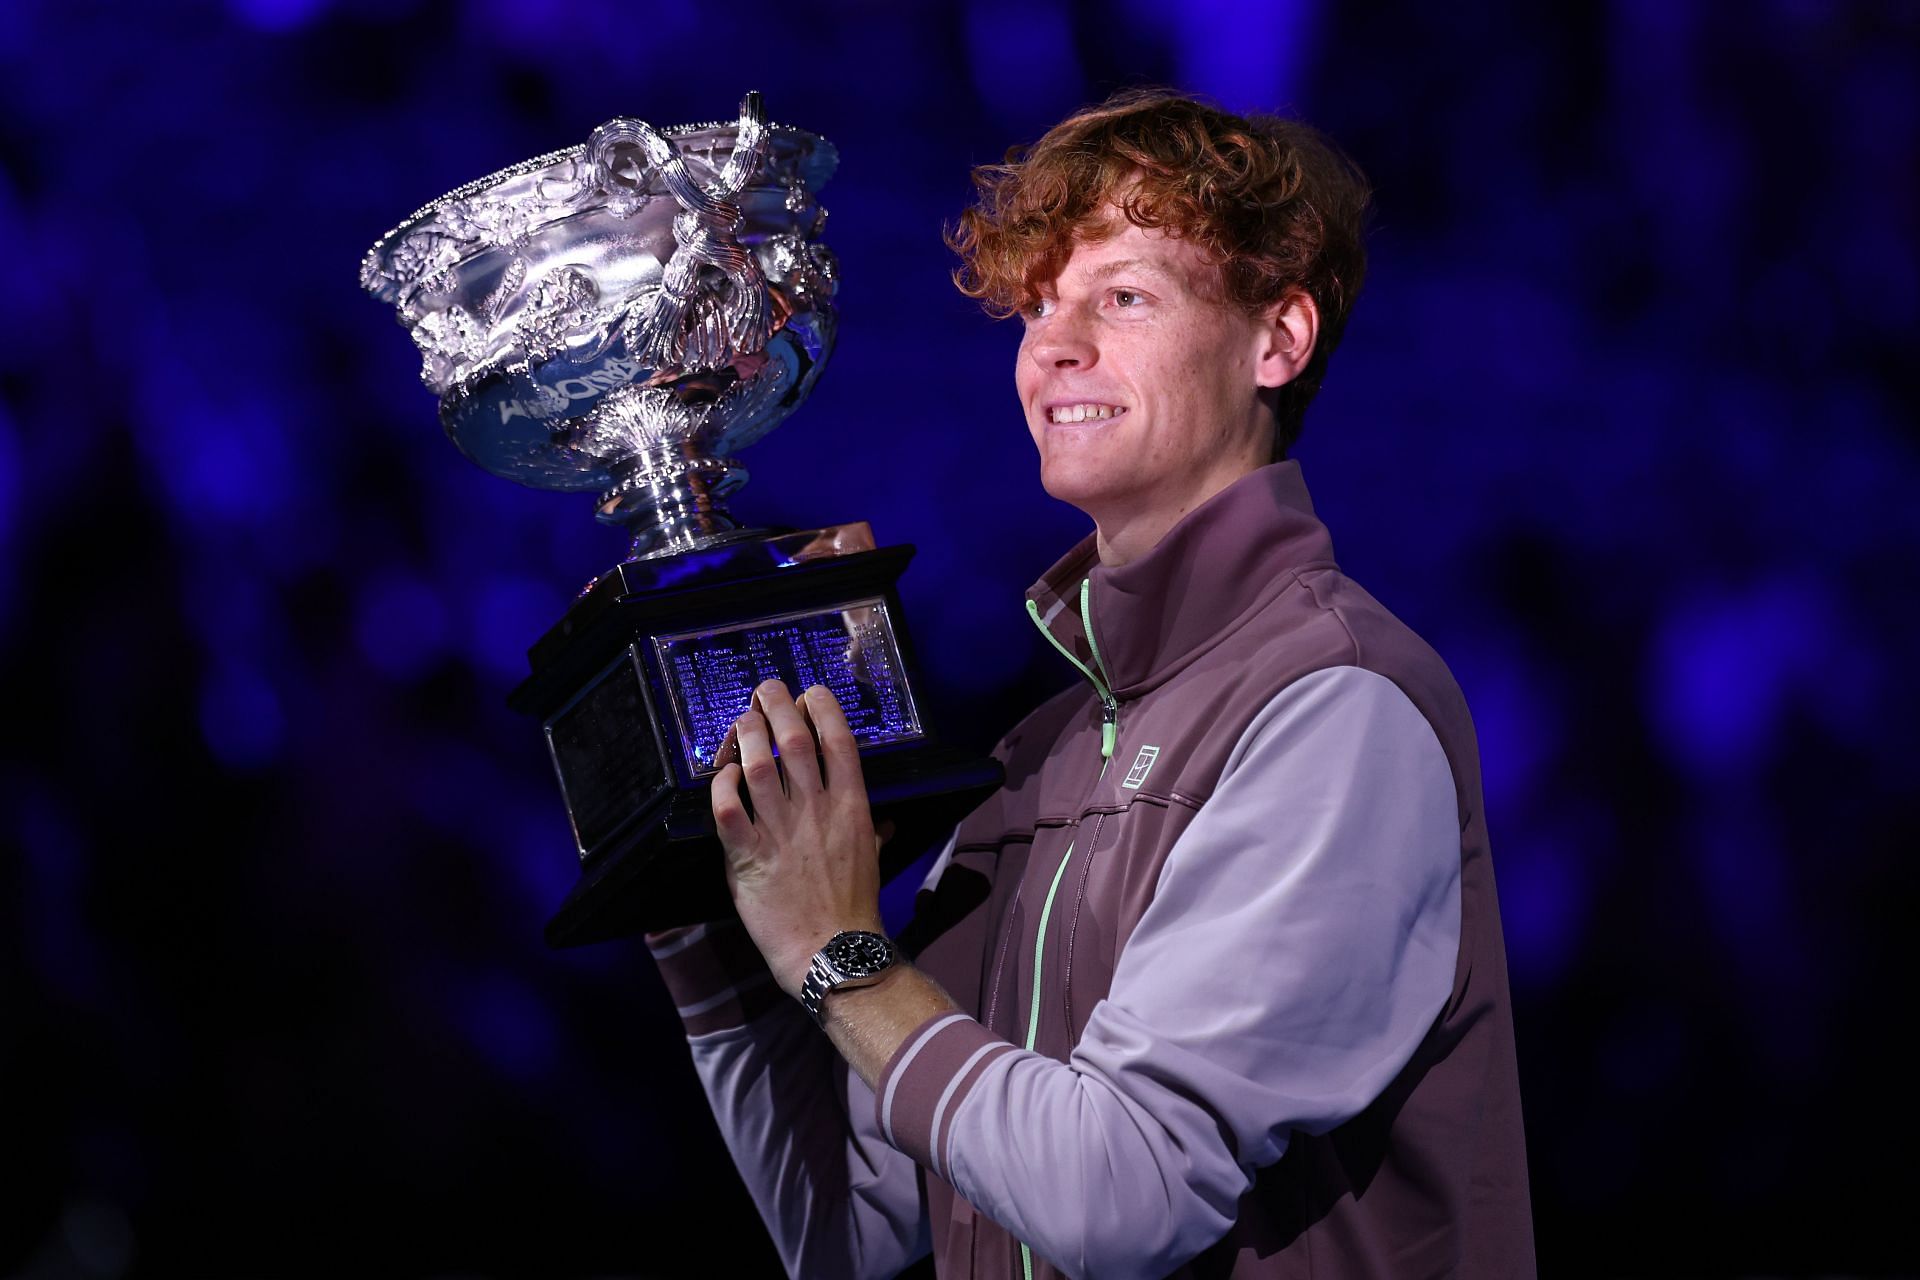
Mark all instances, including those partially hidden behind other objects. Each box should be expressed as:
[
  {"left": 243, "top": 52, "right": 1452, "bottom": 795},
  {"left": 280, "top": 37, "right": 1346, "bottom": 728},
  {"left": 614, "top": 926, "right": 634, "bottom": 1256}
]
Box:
[
  {"left": 361, "top": 95, "right": 1000, "bottom": 944},
  {"left": 361, "top": 91, "right": 838, "bottom": 560}
]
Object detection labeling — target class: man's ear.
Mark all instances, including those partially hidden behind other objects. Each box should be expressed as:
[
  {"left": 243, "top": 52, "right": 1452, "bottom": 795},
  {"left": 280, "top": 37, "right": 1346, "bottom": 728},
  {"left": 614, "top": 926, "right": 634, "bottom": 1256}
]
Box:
[{"left": 1254, "top": 291, "right": 1320, "bottom": 389}]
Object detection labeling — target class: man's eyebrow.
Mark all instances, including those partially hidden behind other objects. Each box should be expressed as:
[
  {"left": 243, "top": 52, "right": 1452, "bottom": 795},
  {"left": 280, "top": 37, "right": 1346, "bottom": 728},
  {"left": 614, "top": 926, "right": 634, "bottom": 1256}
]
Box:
[{"left": 1085, "top": 257, "right": 1177, "bottom": 282}]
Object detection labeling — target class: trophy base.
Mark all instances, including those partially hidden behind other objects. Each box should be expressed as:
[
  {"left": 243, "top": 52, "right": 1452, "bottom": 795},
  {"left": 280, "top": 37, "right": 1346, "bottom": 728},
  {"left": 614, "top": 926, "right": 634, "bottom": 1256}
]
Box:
[
  {"left": 543, "top": 744, "right": 1001, "bottom": 946},
  {"left": 507, "top": 523, "right": 1004, "bottom": 945}
]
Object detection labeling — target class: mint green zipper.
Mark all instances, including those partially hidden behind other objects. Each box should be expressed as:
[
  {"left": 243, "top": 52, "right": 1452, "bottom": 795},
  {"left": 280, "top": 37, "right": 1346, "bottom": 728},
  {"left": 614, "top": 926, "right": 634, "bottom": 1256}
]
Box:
[
  {"left": 1025, "top": 577, "right": 1119, "bottom": 759},
  {"left": 1018, "top": 577, "right": 1117, "bottom": 1280}
]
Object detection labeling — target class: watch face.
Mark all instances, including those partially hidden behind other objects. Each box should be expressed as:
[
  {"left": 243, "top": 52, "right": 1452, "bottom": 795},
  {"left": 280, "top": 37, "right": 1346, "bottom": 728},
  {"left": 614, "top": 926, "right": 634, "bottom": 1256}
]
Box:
[{"left": 825, "top": 931, "right": 894, "bottom": 978}]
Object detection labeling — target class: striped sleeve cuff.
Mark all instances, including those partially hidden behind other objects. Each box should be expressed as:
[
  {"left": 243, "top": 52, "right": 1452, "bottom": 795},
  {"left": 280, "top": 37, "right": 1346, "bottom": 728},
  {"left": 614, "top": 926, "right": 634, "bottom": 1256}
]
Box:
[
  {"left": 874, "top": 1011, "right": 1018, "bottom": 1179},
  {"left": 643, "top": 921, "right": 784, "bottom": 1036}
]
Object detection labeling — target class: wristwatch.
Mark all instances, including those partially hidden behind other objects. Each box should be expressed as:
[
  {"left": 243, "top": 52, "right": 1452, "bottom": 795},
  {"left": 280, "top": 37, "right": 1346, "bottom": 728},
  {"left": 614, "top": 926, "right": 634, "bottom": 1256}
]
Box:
[{"left": 798, "top": 930, "right": 899, "bottom": 1025}]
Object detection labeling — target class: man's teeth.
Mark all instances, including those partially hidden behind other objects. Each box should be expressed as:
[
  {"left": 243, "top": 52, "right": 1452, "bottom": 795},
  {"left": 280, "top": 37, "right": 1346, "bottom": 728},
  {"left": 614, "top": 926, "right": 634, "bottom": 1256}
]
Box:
[{"left": 1048, "top": 404, "right": 1125, "bottom": 423}]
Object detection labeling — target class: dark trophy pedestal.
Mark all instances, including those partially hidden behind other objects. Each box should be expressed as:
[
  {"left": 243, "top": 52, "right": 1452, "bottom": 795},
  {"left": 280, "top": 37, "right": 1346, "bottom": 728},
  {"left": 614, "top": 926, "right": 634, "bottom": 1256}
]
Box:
[{"left": 508, "top": 524, "right": 1003, "bottom": 947}]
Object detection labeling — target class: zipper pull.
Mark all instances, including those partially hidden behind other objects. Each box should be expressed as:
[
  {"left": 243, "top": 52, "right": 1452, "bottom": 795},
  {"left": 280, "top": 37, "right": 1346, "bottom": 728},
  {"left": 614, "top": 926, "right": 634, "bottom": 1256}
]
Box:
[{"left": 1100, "top": 700, "right": 1116, "bottom": 759}]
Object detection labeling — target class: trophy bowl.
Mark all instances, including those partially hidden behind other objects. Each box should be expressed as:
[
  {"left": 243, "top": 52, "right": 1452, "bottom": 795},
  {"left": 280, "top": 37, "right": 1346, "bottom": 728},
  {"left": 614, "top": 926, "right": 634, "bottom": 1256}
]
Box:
[{"left": 361, "top": 91, "right": 840, "bottom": 560}]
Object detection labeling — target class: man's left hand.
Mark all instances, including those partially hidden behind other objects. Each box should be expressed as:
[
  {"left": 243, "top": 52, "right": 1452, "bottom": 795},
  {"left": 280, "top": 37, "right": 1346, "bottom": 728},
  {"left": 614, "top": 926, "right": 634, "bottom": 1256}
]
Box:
[{"left": 711, "top": 678, "right": 887, "bottom": 997}]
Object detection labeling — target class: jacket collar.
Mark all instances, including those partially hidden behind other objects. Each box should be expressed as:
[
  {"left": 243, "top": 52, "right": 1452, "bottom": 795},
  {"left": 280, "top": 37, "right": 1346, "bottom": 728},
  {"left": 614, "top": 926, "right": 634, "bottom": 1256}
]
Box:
[{"left": 1024, "top": 461, "right": 1338, "bottom": 699}]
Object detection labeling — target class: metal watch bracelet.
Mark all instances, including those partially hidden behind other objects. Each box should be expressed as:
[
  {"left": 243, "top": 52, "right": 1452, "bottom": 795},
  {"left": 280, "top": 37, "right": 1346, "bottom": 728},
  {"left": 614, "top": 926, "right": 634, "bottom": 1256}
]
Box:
[{"left": 798, "top": 930, "right": 898, "bottom": 1025}]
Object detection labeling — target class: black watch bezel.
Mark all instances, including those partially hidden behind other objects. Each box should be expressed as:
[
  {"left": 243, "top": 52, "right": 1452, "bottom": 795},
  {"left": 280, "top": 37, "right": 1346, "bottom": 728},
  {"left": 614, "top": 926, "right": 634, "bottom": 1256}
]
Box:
[
  {"left": 800, "top": 930, "right": 898, "bottom": 1024},
  {"left": 823, "top": 930, "right": 895, "bottom": 979}
]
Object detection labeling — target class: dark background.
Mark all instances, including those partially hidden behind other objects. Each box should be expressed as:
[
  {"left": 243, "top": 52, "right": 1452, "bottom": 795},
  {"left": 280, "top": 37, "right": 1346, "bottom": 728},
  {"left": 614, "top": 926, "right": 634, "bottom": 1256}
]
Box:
[{"left": 3, "top": 1, "right": 1916, "bottom": 1276}]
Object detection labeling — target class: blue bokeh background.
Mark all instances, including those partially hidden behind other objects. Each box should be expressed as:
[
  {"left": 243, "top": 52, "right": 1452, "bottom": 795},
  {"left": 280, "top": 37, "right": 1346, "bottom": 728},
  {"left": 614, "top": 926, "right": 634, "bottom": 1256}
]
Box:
[{"left": 3, "top": 1, "right": 1916, "bottom": 1275}]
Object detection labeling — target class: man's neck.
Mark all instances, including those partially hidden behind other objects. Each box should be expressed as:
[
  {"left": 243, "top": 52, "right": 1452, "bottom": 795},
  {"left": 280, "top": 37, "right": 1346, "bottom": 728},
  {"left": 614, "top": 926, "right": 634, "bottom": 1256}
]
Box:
[
  {"left": 1091, "top": 462, "right": 1267, "bottom": 567},
  {"left": 1094, "top": 513, "right": 1179, "bottom": 568}
]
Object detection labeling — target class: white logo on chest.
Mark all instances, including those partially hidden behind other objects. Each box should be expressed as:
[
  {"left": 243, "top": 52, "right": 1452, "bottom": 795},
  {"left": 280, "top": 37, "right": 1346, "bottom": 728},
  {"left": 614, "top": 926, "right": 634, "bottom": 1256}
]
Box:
[{"left": 1121, "top": 744, "right": 1161, "bottom": 790}]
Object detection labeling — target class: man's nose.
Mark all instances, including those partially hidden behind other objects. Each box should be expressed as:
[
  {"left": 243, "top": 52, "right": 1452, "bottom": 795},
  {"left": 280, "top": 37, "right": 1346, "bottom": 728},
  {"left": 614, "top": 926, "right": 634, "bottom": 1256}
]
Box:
[{"left": 1027, "top": 309, "right": 1097, "bottom": 369}]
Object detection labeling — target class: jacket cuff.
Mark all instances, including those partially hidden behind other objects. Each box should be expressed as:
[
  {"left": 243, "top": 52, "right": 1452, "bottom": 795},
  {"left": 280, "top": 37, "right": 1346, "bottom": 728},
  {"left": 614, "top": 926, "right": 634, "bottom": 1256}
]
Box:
[
  {"left": 874, "top": 1012, "right": 1018, "bottom": 1179},
  {"left": 643, "top": 921, "right": 784, "bottom": 1036}
]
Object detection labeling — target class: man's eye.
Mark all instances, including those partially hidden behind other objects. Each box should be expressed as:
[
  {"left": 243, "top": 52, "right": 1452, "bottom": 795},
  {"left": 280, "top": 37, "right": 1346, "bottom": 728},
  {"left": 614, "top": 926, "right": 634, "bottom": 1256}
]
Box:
[
  {"left": 1112, "top": 289, "right": 1141, "bottom": 308},
  {"left": 1026, "top": 297, "right": 1055, "bottom": 319}
]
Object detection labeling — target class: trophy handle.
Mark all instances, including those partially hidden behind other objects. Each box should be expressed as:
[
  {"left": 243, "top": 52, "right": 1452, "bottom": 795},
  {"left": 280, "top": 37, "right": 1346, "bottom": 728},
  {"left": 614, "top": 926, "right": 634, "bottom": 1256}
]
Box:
[{"left": 588, "top": 93, "right": 773, "bottom": 372}]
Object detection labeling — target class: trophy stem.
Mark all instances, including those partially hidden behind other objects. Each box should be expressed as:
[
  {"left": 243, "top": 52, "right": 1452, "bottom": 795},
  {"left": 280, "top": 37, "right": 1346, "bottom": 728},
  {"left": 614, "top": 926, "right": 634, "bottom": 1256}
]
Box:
[{"left": 597, "top": 445, "right": 762, "bottom": 561}]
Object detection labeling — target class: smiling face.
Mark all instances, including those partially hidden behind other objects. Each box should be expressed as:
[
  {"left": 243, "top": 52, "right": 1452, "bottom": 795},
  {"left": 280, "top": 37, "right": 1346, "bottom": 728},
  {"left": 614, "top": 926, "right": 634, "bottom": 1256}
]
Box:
[{"left": 1015, "top": 215, "right": 1312, "bottom": 565}]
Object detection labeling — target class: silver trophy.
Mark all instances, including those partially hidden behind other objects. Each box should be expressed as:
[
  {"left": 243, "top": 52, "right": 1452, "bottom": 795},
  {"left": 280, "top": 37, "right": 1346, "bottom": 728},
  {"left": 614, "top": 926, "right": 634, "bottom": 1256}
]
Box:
[
  {"left": 362, "top": 94, "right": 998, "bottom": 943},
  {"left": 361, "top": 92, "right": 840, "bottom": 559}
]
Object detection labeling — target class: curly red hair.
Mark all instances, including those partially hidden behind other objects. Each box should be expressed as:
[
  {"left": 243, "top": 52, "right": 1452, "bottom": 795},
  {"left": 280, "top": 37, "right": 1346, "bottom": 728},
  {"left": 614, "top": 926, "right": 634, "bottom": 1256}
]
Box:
[{"left": 948, "top": 89, "right": 1372, "bottom": 455}]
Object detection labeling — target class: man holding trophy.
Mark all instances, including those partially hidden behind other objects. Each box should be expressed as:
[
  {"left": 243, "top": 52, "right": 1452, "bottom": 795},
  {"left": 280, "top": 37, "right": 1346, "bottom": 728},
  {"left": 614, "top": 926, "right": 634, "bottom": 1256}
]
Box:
[
  {"left": 663, "top": 93, "right": 1536, "bottom": 1278},
  {"left": 363, "top": 87, "right": 1533, "bottom": 1278}
]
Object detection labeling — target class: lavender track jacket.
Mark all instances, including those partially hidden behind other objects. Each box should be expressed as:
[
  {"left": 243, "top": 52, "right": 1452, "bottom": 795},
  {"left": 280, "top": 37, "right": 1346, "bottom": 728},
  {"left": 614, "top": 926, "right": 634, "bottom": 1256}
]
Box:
[{"left": 648, "top": 462, "right": 1535, "bottom": 1278}]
